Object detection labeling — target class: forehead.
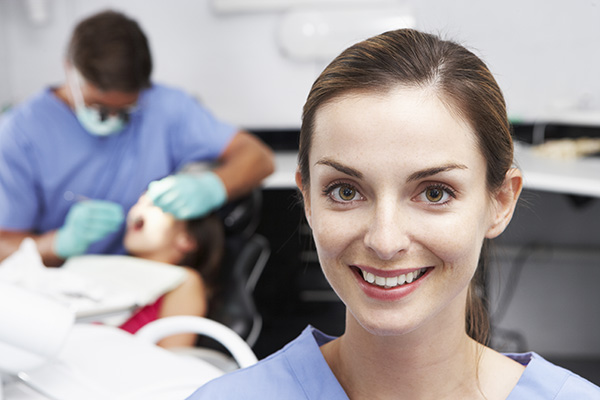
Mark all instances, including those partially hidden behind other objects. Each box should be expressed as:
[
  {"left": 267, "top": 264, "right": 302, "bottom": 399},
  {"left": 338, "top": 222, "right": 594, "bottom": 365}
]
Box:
[
  {"left": 310, "top": 88, "right": 482, "bottom": 174},
  {"left": 80, "top": 79, "right": 139, "bottom": 108}
]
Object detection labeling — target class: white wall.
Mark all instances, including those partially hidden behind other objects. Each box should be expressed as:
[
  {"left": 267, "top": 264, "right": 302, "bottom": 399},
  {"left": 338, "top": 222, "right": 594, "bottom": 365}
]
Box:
[
  {"left": 1, "top": 0, "right": 600, "bottom": 128},
  {"left": 415, "top": 0, "right": 600, "bottom": 123},
  {"left": 0, "top": 1, "right": 11, "bottom": 110},
  {"left": 0, "top": 0, "right": 320, "bottom": 128}
]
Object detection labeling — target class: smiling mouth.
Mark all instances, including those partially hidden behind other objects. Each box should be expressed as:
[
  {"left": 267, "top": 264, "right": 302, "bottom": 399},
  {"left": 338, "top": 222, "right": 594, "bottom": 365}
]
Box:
[{"left": 356, "top": 267, "right": 429, "bottom": 289}]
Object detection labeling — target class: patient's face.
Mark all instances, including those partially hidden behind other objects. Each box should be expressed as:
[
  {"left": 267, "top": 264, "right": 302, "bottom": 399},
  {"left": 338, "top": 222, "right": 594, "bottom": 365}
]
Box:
[{"left": 124, "top": 194, "right": 189, "bottom": 261}]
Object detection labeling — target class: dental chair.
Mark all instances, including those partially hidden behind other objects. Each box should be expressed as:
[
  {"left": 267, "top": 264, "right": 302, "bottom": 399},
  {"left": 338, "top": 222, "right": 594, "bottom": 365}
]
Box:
[
  {"left": 136, "top": 315, "right": 258, "bottom": 372},
  {"left": 133, "top": 189, "right": 270, "bottom": 374},
  {"left": 208, "top": 188, "right": 270, "bottom": 348},
  {"left": 0, "top": 283, "right": 257, "bottom": 400},
  {"left": 175, "top": 163, "right": 269, "bottom": 347}
]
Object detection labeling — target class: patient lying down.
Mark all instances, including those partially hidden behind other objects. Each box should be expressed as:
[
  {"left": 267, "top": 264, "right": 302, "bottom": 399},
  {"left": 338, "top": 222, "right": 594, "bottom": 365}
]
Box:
[{"left": 121, "top": 194, "right": 224, "bottom": 348}]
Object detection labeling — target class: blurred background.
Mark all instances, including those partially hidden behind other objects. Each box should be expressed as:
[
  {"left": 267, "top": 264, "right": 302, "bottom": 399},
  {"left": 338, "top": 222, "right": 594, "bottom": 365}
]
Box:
[
  {"left": 1, "top": 0, "right": 599, "bottom": 385},
  {"left": 2, "top": 0, "right": 600, "bottom": 127}
]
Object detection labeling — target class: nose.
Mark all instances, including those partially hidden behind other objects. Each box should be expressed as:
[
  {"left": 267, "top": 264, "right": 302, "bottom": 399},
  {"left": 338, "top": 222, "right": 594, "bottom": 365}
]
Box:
[{"left": 363, "top": 200, "right": 410, "bottom": 260}]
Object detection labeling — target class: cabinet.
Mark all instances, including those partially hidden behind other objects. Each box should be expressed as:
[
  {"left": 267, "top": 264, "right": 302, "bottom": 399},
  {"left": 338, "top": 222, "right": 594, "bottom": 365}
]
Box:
[{"left": 252, "top": 188, "right": 345, "bottom": 358}]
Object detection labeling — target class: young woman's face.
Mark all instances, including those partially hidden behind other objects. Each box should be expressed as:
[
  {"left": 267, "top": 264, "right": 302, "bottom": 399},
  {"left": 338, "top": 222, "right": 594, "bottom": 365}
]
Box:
[
  {"left": 300, "top": 87, "right": 505, "bottom": 337},
  {"left": 124, "top": 194, "right": 189, "bottom": 260}
]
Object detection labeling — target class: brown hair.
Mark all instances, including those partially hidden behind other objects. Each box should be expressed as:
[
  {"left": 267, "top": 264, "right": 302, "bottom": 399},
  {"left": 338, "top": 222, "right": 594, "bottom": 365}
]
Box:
[
  {"left": 298, "top": 29, "right": 514, "bottom": 345},
  {"left": 67, "top": 10, "right": 152, "bottom": 92},
  {"left": 179, "top": 214, "right": 225, "bottom": 298}
]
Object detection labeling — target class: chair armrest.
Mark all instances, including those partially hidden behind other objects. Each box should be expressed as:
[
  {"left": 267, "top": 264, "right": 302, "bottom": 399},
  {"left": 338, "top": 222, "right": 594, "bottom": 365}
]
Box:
[{"left": 135, "top": 316, "right": 258, "bottom": 368}]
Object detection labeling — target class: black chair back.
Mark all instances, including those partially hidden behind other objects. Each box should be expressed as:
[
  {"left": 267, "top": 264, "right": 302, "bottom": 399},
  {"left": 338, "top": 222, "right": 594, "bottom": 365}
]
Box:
[{"left": 207, "top": 189, "right": 270, "bottom": 347}]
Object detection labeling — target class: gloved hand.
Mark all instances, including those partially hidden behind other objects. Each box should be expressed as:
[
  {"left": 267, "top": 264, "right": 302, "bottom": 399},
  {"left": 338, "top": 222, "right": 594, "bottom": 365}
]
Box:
[
  {"left": 146, "top": 172, "right": 227, "bottom": 220},
  {"left": 54, "top": 200, "right": 124, "bottom": 258}
]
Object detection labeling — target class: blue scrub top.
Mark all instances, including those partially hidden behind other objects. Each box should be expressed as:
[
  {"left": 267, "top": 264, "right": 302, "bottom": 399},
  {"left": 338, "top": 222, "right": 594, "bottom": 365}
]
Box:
[
  {"left": 186, "top": 326, "right": 600, "bottom": 399},
  {"left": 0, "top": 84, "right": 237, "bottom": 255}
]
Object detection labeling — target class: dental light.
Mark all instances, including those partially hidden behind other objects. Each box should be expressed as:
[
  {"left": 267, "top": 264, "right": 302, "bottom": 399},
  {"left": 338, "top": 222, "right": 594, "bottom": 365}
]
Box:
[{"left": 277, "top": 4, "right": 415, "bottom": 61}]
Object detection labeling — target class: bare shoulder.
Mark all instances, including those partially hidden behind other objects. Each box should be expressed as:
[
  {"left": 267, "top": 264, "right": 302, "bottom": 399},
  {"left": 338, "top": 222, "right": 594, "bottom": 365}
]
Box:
[
  {"left": 180, "top": 267, "right": 206, "bottom": 289},
  {"left": 160, "top": 267, "right": 208, "bottom": 318}
]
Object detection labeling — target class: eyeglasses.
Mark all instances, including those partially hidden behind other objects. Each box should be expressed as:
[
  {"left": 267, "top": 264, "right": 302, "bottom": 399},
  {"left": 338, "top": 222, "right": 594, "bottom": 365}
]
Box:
[
  {"left": 68, "top": 69, "right": 140, "bottom": 122},
  {"left": 93, "top": 104, "right": 139, "bottom": 123}
]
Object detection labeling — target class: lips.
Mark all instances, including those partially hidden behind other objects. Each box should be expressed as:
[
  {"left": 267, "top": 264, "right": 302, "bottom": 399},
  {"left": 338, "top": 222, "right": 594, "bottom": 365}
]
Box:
[
  {"left": 361, "top": 267, "right": 428, "bottom": 288},
  {"left": 129, "top": 216, "right": 144, "bottom": 231},
  {"left": 351, "top": 265, "right": 432, "bottom": 300}
]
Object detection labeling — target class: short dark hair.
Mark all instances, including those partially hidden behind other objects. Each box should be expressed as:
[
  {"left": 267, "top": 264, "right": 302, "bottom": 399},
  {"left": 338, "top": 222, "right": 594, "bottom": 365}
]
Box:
[{"left": 67, "top": 10, "right": 152, "bottom": 92}]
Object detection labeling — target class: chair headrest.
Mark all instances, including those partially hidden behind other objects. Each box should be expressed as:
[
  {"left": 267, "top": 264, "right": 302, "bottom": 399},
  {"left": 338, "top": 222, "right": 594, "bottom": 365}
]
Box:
[{"left": 217, "top": 188, "right": 262, "bottom": 237}]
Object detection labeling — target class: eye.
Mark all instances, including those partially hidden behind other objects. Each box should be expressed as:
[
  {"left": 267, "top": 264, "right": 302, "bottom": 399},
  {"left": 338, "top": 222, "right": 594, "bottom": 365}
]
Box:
[
  {"left": 324, "top": 183, "right": 362, "bottom": 203},
  {"left": 339, "top": 185, "right": 357, "bottom": 201},
  {"left": 417, "top": 184, "right": 455, "bottom": 205},
  {"left": 425, "top": 187, "right": 444, "bottom": 202}
]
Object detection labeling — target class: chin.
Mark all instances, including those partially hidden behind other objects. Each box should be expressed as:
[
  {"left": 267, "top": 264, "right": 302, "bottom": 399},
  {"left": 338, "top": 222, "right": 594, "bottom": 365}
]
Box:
[
  {"left": 349, "top": 307, "right": 425, "bottom": 337},
  {"left": 359, "top": 321, "right": 422, "bottom": 338},
  {"left": 123, "top": 237, "right": 142, "bottom": 255}
]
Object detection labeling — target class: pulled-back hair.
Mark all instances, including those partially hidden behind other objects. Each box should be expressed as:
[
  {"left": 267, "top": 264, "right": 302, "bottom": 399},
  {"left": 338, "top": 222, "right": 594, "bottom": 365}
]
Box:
[
  {"left": 67, "top": 10, "right": 152, "bottom": 92},
  {"left": 179, "top": 214, "right": 225, "bottom": 299},
  {"left": 299, "top": 29, "right": 515, "bottom": 345}
]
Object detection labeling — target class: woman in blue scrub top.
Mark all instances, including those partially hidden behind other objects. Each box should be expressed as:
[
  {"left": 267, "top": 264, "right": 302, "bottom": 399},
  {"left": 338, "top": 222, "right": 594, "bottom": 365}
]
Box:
[
  {"left": 187, "top": 29, "right": 600, "bottom": 399},
  {"left": 0, "top": 10, "right": 274, "bottom": 266}
]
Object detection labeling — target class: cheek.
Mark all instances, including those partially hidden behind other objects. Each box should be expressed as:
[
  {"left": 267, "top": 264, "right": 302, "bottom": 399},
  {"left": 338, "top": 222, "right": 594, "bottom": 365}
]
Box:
[
  {"left": 310, "top": 206, "right": 364, "bottom": 265},
  {"left": 417, "top": 210, "right": 488, "bottom": 272},
  {"left": 310, "top": 210, "right": 358, "bottom": 297},
  {"left": 142, "top": 212, "right": 177, "bottom": 245},
  {"left": 310, "top": 212, "right": 342, "bottom": 261}
]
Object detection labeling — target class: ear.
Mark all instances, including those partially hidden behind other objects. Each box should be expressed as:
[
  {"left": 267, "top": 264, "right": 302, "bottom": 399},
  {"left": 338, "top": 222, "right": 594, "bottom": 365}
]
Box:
[
  {"left": 295, "top": 169, "right": 312, "bottom": 228},
  {"left": 63, "top": 60, "right": 74, "bottom": 76},
  {"left": 175, "top": 230, "right": 197, "bottom": 254},
  {"left": 485, "top": 168, "right": 523, "bottom": 239}
]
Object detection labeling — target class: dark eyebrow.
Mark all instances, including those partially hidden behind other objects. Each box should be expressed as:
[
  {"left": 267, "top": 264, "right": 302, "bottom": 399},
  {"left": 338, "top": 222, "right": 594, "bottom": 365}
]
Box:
[
  {"left": 406, "top": 163, "right": 468, "bottom": 183},
  {"left": 315, "top": 159, "right": 363, "bottom": 179}
]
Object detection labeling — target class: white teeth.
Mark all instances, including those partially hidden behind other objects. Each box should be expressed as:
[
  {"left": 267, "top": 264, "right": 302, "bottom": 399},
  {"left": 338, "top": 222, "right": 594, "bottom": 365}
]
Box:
[
  {"left": 362, "top": 270, "right": 376, "bottom": 283},
  {"left": 361, "top": 268, "right": 426, "bottom": 288},
  {"left": 397, "top": 274, "right": 406, "bottom": 285}
]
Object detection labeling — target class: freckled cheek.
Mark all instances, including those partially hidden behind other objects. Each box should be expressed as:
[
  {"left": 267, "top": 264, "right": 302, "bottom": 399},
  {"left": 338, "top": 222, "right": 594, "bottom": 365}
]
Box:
[
  {"left": 309, "top": 209, "right": 361, "bottom": 263},
  {"left": 418, "top": 214, "right": 486, "bottom": 270},
  {"left": 309, "top": 211, "right": 359, "bottom": 295}
]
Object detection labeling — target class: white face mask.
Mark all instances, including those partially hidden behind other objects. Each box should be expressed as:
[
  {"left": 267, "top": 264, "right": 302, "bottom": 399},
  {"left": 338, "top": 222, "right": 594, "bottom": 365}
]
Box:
[{"left": 68, "top": 70, "right": 130, "bottom": 137}]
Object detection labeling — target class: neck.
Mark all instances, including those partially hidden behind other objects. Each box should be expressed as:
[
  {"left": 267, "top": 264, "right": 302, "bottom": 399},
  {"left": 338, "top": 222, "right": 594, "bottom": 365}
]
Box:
[
  {"left": 130, "top": 248, "right": 184, "bottom": 266},
  {"left": 323, "top": 310, "right": 485, "bottom": 400},
  {"left": 53, "top": 84, "right": 74, "bottom": 109}
]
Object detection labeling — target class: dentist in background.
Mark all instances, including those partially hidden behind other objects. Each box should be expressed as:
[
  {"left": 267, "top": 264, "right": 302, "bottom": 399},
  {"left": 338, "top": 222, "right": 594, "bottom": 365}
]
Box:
[{"left": 0, "top": 10, "right": 274, "bottom": 266}]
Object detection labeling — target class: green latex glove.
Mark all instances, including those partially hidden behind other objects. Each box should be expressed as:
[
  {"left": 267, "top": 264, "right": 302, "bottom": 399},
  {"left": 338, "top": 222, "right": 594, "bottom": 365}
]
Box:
[
  {"left": 146, "top": 172, "right": 227, "bottom": 220},
  {"left": 55, "top": 200, "right": 124, "bottom": 258}
]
